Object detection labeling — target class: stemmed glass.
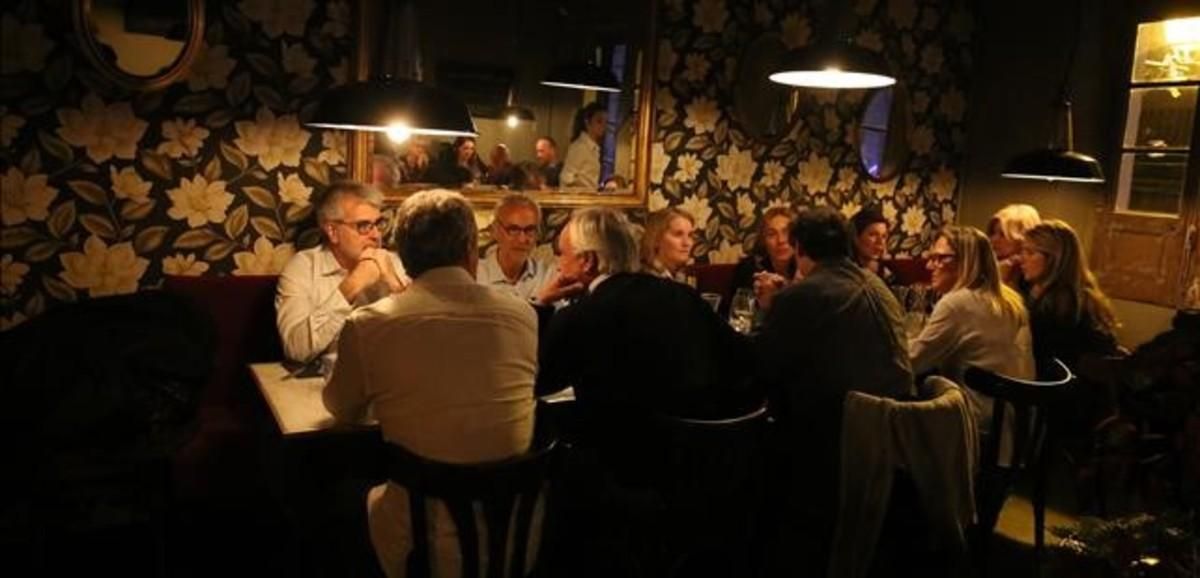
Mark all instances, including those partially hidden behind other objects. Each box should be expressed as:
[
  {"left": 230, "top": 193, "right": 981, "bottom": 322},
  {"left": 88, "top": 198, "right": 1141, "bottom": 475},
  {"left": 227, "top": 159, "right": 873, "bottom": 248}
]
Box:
[{"left": 729, "top": 288, "right": 756, "bottom": 334}]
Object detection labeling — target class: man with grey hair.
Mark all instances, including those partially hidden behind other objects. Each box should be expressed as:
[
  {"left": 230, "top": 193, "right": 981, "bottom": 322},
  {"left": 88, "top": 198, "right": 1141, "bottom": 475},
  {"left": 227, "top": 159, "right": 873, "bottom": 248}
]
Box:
[
  {"left": 275, "top": 182, "right": 408, "bottom": 362},
  {"left": 537, "top": 206, "right": 754, "bottom": 419},
  {"left": 476, "top": 193, "right": 555, "bottom": 302},
  {"left": 323, "top": 189, "right": 538, "bottom": 576}
]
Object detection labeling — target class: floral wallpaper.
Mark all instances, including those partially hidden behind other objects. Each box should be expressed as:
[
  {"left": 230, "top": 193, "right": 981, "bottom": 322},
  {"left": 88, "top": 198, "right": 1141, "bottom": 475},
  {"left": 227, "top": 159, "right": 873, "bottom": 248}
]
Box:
[
  {"left": 645, "top": 0, "right": 971, "bottom": 265},
  {"left": 0, "top": 0, "right": 353, "bottom": 330}
]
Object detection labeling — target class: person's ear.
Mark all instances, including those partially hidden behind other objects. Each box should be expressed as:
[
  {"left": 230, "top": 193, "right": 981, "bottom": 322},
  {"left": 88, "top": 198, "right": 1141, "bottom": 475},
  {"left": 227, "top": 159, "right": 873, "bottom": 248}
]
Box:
[{"left": 583, "top": 252, "right": 598, "bottom": 275}]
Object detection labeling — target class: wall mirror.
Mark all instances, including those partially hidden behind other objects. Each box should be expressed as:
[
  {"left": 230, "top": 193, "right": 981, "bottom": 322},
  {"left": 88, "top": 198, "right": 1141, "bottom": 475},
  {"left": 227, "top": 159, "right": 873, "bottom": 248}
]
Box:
[
  {"left": 733, "top": 34, "right": 801, "bottom": 143},
  {"left": 72, "top": 0, "right": 205, "bottom": 91},
  {"left": 856, "top": 85, "right": 912, "bottom": 182},
  {"left": 347, "top": 0, "right": 655, "bottom": 208}
]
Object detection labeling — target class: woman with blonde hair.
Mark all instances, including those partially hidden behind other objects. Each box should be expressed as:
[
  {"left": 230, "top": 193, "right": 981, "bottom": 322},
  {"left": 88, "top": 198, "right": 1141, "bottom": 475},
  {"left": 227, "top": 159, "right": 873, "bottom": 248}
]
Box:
[
  {"left": 1019, "top": 219, "right": 1119, "bottom": 368},
  {"left": 987, "top": 203, "right": 1041, "bottom": 288},
  {"left": 910, "top": 225, "right": 1035, "bottom": 429},
  {"left": 640, "top": 207, "right": 696, "bottom": 282}
]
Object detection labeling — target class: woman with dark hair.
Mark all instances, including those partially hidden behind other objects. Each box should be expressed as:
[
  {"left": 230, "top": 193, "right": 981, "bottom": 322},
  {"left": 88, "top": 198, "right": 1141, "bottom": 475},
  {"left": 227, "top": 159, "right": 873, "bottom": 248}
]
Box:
[
  {"left": 431, "top": 137, "right": 486, "bottom": 186},
  {"left": 560, "top": 102, "right": 607, "bottom": 189},
  {"left": 732, "top": 206, "right": 797, "bottom": 297},
  {"left": 850, "top": 207, "right": 894, "bottom": 282}
]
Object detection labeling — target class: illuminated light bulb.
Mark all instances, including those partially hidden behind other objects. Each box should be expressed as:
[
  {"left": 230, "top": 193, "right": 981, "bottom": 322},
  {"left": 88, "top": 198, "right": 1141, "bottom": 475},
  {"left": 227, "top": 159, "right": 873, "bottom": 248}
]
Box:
[
  {"left": 386, "top": 123, "right": 411, "bottom": 143},
  {"left": 506, "top": 114, "right": 520, "bottom": 128}
]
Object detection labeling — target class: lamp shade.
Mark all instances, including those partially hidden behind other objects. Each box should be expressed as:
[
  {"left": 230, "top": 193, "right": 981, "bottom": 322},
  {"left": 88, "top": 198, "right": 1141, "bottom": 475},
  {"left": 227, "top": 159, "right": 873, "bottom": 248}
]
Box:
[
  {"left": 769, "top": 38, "right": 895, "bottom": 89},
  {"left": 1001, "top": 148, "right": 1105, "bottom": 183},
  {"left": 541, "top": 62, "right": 621, "bottom": 93},
  {"left": 306, "top": 76, "right": 477, "bottom": 138}
]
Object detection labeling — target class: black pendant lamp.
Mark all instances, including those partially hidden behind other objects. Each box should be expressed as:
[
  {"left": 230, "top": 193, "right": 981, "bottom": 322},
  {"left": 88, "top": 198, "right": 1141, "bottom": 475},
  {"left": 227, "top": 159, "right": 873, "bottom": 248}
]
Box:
[
  {"left": 305, "top": 1, "right": 476, "bottom": 139},
  {"left": 769, "top": 36, "right": 895, "bottom": 89},
  {"left": 541, "top": 61, "right": 621, "bottom": 93},
  {"left": 1001, "top": 0, "right": 1104, "bottom": 184}
]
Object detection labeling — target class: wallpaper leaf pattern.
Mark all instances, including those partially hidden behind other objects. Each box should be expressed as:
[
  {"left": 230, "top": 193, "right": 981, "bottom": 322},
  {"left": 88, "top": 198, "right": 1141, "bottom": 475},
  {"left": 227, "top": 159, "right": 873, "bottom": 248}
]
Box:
[{"left": 0, "top": 0, "right": 352, "bottom": 330}]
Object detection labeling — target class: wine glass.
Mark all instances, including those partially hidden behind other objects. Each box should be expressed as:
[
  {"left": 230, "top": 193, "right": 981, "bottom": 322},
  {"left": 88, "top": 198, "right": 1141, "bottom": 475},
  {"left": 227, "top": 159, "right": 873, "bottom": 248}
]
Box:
[{"left": 729, "top": 288, "right": 756, "bottom": 334}]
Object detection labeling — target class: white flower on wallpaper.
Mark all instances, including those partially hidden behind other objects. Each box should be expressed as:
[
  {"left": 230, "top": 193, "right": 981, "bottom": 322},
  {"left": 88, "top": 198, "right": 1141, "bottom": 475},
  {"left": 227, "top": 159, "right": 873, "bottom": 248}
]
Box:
[
  {"left": 766, "top": 198, "right": 791, "bottom": 212},
  {"left": 157, "top": 118, "right": 210, "bottom": 159},
  {"left": 162, "top": 253, "right": 210, "bottom": 276},
  {"left": 840, "top": 201, "right": 863, "bottom": 220},
  {"left": 855, "top": 30, "right": 884, "bottom": 53},
  {"left": 234, "top": 107, "right": 311, "bottom": 170},
  {"left": 931, "top": 166, "right": 957, "bottom": 202},
  {"left": 330, "top": 58, "right": 349, "bottom": 87},
  {"left": 901, "top": 205, "right": 926, "bottom": 237},
  {"left": 1, "top": 312, "right": 27, "bottom": 331},
  {"left": 684, "top": 96, "right": 720, "bottom": 134},
  {"left": 0, "top": 14, "right": 53, "bottom": 74},
  {"left": 1, "top": 106, "right": 24, "bottom": 148},
  {"left": 796, "top": 152, "right": 834, "bottom": 194},
  {"left": 167, "top": 175, "right": 234, "bottom": 227},
  {"left": 716, "top": 145, "right": 755, "bottom": 192},
  {"left": 834, "top": 167, "right": 858, "bottom": 192},
  {"left": 781, "top": 13, "right": 811, "bottom": 50},
  {"left": 940, "top": 88, "right": 965, "bottom": 122},
  {"left": 709, "top": 240, "right": 744, "bottom": 264},
  {"left": 59, "top": 236, "right": 149, "bottom": 297},
  {"left": 910, "top": 125, "right": 935, "bottom": 156},
  {"left": 648, "top": 189, "right": 670, "bottom": 212},
  {"left": 239, "top": 0, "right": 315, "bottom": 38},
  {"left": 683, "top": 54, "right": 710, "bottom": 83},
  {"left": 322, "top": 0, "right": 349, "bottom": 38},
  {"left": 186, "top": 43, "right": 236, "bottom": 91},
  {"left": 317, "top": 131, "right": 345, "bottom": 165},
  {"left": 920, "top": 45, "right": 944, "bottom": 75},
  {"left": 674, "top": 153, "right": 702, "bottom": 183},
  {"left": 277, "top": 173, "right": 313, "bottom": 206},
  {"left": 759, "top": 160, "right": 786, "bottom": 189},
  {"left": 1, "top": 167, "right": 57, "bottom": 226},
  {"left": 736, "top": 193, "right": 754, "bottom": 217},
  {"left": 110, "top": 166, "right": 152, "bottom": 203},
  {"left": 282, "top": 41, "right": 316, "bottom": 78},
  {"left": 657, "top": 40, "right": 677, "bottom": 82},
  {"left": 868, "top": 178, "right": 897, "bottom": 200},
  {"left": 1, "top": 254, "right": 29, "bottom": 295},
  {"left": 889, "top": 0, "right": 917, "bottom": 30},
  {"left": 678, "top": 195, "right": 713, "bottom": 226},
  {"left": 882, "top": 201, "right": 898, "bottom": 223},
  {"left": 650, "top": 142, "right": 668, "bottom": 185},
  {"left": 693, "top": 0, "right": 727, "bottom": 34},
  {"left": 233, "top": 237, "right": 295, "bottom": 275},
  {"left": 56, "top": 94, "right": 149, "bottom": 163}
]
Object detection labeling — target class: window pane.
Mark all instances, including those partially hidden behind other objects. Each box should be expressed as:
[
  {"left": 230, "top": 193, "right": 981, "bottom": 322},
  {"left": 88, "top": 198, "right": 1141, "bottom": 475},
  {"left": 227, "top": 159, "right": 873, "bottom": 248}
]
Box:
[
  {"left": 1122, "top": 87, "right": 1197, "bottom": 148},
  {"left": 1115, "top": 152, "right": 1188, "bottom": 215},
  {"left": 1132, "top": 17, "right": 1200, "bottom": 83}
]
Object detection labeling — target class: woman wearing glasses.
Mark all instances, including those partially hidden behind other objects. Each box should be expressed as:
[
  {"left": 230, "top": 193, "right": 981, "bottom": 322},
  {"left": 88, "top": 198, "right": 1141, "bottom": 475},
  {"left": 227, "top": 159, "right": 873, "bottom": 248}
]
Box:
[
  {"left": 909, "top": 226, "right": 1035, "bottom": 430},
  {"left": 275, "top": 183, "right": 409, "bottom": 363}
]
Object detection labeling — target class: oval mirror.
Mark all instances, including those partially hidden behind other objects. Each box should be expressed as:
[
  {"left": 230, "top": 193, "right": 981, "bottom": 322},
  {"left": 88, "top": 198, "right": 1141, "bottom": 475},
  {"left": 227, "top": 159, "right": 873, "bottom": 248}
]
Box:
[
  {"left": 857, "top": 85, "right": 911, "bottom": 181},
  {"left": 73, "top": 0, "right": 205, "bottom": 91},
  {"left": 733, "top": 33, "right": 800, "bottom": 142}
]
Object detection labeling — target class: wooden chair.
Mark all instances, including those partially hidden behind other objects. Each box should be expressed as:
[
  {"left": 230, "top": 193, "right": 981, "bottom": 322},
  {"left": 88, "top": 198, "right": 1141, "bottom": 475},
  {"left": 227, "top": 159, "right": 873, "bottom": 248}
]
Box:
[
  {"left": 964, "top": 358, "right": 1075, "bottom": 577},
  {"left": 384, "top": 437, "right": 559, "bottom": 578}
]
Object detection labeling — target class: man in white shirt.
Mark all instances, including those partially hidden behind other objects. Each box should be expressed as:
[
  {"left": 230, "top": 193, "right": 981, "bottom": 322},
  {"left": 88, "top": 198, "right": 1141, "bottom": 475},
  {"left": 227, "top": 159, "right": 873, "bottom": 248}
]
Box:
[
  {"left": 323, "top": 189, "right": 537, "bottom": 577},
  {"left": 476, "top": 193, "right": 554, "bottom": 302},
  {"left": 275, "top": 182, "right": 407, "bottom": 363},
  {"left": 559, "top": 102, "right": 606, "bottom": 189}
]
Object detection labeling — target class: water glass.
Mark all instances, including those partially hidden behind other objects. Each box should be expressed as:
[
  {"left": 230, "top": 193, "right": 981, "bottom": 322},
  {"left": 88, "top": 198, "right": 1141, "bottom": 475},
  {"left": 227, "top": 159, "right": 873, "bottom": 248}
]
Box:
[
  {"left": 729, "top": 288, "right": 755, "bottom": 334},
  {"left": 701, "top": 292, "right": 722, "bottom": 312}
]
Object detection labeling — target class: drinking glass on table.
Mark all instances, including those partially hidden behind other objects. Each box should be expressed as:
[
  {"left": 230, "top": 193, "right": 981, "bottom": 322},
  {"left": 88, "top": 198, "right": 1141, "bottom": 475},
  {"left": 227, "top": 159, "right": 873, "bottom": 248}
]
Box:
[
  {"left": 701, "top": 292, "right": 722, "bottom": 312},
  {"left": 729, "top": 288, "right": 756, "bottom": 334}
]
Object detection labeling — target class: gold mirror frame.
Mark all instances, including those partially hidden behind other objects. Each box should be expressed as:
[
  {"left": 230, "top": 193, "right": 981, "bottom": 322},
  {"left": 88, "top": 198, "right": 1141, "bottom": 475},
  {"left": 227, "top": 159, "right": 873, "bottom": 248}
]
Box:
[
  {"left": 346, "top": 0, "right": 656, "bottom": 209},
  {"left": 72, "top": 0, "right": 206, "bottom": 91}
]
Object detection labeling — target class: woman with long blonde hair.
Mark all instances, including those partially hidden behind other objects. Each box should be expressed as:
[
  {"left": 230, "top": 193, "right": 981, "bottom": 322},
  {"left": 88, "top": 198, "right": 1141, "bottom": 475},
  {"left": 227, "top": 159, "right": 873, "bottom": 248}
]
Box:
[
  {"left": 1019, "top": 219, "right": 1119, "bottom": 367},
  {"left": 910, "top": 225, "right": 1035, "bottom": 429}
]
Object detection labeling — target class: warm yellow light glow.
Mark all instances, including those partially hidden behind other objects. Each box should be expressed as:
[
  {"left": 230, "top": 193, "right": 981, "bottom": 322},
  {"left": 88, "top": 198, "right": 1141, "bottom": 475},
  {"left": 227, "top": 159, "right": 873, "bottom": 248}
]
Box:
[
  {"left": 385, "top": 122, "right": 411, "bottom": 144},
  {"left": 1165, "top": 17, "right": 1200, "bottom": 47},
  {"left": 506, "top": 114, "right": 520, "bottom": 128},
  {"left": 768, "top": 69, "right": 895, "bottom": 89}
]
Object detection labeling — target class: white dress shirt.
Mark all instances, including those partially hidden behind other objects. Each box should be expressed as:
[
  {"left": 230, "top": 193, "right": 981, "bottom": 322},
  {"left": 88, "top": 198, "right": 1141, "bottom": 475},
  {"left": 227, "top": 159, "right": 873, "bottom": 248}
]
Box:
[
  {"left": 323, "top": 266, "right": 538, "bottom": 578},
  {"left": 475, "top": 246, "right": 555, "bottom": 302},
  {"left": 559, "top": 133, "right": 600, "bottom": 189},
  {"left": 274, "top": 245, "right": 406, "bottom": 363}
]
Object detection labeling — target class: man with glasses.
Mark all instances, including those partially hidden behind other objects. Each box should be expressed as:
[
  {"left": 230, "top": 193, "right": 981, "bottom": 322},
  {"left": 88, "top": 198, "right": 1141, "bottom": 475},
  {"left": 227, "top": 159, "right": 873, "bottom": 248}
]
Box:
[
  {"left": 476, "top": 194, "right": 555, "bottom": 302},
  {"left": 275, "top": 182, "right": 408, "bottom": 363}
]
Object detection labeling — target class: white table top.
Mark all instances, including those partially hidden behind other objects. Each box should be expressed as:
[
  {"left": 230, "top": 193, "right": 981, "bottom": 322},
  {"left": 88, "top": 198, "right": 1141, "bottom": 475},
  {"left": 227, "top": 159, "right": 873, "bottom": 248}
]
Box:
[{"left": 249, "top": 362, "right": 376, "bottom": 437}]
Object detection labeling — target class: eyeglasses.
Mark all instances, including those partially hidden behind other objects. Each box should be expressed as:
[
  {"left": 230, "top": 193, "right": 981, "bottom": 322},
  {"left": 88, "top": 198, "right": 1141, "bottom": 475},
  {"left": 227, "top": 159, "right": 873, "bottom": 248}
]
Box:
[
  {"left": 333, "top": 218, "right": 388, "bottom": 235},
  {"left": 498, "top": 222, "right": 539, "bottom": 237},
  {"left": 927, "top": 252, "right": 957, "bottom": 266}
]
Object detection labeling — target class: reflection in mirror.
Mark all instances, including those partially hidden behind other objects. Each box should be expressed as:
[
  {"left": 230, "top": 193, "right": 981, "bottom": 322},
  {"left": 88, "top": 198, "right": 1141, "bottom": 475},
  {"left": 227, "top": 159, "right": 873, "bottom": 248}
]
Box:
[
  {"left": 857, "top": 85, "right": 912, "bottom": 182},
  {"left": 73, "top": 0, "right": 204, "bottom": 90},
  {"left": 734, "top": 34, "right": 801, "bottom": 142},
  {"left": 354, "top": 0, "right": 653, "bottom": 207}
]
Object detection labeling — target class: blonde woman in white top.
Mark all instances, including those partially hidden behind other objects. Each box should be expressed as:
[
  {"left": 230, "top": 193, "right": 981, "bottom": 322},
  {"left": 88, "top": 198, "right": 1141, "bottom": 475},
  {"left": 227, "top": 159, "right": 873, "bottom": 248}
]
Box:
[
  {"left": 910, "top": 225, "right": 1035, "bottom": 439},
  {"left": 640, "top": 207, "right": 695, "bottom": 283}
]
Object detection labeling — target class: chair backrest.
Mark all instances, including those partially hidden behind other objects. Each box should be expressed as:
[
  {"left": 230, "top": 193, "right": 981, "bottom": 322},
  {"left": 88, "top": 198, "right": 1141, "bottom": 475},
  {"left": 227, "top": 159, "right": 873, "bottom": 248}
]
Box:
[
  {"left": 964, "top": 358, "right": 1076, "bottom": 472},
  {"left": 650, "top": 403, "right": 770, "bottom": 506},
  {"left": 687, "top": 263, "right": 738, "bottom": 305},
  {"left": 384, "top": 439, "right": 559, "bottom": 578},
  {"left": 882, "top": 257, "right": 931, "bottom": 286}
]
